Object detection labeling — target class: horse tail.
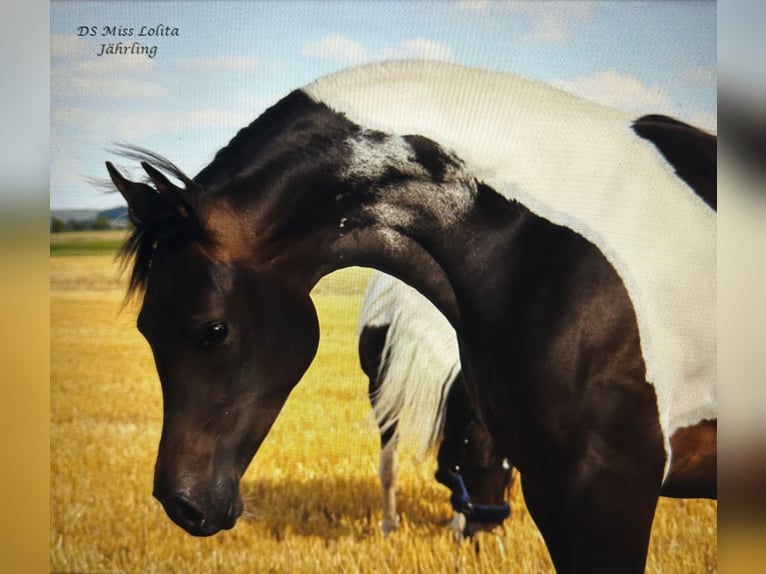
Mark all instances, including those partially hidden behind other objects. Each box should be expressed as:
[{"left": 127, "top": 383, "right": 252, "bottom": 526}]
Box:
[{"left": 361, "top": 272, "right": 461, "bottom": 458}]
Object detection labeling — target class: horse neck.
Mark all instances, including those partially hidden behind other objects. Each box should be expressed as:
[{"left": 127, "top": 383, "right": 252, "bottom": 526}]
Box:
[
  {"left": 315, "top": 179, "right": 523, "bottom": 334},
  {"left": 205, "top": 116, "right": 524, "bottom": 330}
]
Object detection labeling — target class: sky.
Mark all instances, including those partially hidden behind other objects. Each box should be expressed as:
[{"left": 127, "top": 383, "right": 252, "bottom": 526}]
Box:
[{"left": 50, "top": 0, "right": 717, "bottom": 210}]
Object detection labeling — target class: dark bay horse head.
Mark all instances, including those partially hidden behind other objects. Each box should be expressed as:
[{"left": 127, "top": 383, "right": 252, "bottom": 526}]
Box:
[{"left": 106, "top": 152, "right": 326, "bottom": 535}]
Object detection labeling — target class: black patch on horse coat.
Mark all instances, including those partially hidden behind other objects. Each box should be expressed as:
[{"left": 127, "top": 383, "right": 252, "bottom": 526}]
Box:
[
  {"left": 359, "top": 325, "right": 397, "bottom": 446},
  {"left": 403, "top": 134, "right": 463, "bottom": 182},
  {"left": 632, "top": 114, "right": 717, "bottom": 211}
]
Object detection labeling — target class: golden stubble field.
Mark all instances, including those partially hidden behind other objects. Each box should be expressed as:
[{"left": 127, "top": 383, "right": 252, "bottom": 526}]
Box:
[{"left": 50, "top": 236, "right": 717, "bottom": 573}]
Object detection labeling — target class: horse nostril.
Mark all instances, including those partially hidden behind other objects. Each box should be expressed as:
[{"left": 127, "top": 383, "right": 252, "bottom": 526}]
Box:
[{"left": 173, "top": 495, "right": 207, "bottom": 528}]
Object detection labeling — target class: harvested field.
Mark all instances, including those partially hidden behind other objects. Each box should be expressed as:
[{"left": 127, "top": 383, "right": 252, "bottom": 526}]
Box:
[{"left": 50, "top": 234, "right": 716, "bottom": 573}]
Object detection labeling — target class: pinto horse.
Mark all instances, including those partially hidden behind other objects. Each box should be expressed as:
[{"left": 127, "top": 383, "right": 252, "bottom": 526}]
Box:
[
  {"left": 107, "top": 61, "right": 716, "bottom": 573},
  {"left": 358, "top": 270, "right": 511, "bottom": 538}
]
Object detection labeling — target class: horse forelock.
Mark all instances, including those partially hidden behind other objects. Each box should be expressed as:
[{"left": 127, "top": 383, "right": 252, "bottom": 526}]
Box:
[
  {"left": 118, "top": 214, "right": 210, "bottom": 302},
  {"left": 110, "top": 146, "right": 208, "bottom": 300}
]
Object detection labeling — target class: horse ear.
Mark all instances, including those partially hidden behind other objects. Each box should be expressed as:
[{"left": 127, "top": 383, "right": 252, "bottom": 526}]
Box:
[
  {"left": 140, "top": 161, "right": 194, "bottom": 219},
  {"left": 106, "top": 161, "right": 199, "bottom": 235},
  {"left": 106, "top": 161, "right": 153, "bottom": 226}
]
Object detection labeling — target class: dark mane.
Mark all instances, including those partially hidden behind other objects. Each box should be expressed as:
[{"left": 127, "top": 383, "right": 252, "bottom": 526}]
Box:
[
  {"left": 194, "top": 90, "right": 356, "bottom": 191},
  {"left": 109, "top": 145, "right": 204, "bottom": 301},
  {"left": 118, "top": 219, "right": 153, "bottom": 301}
]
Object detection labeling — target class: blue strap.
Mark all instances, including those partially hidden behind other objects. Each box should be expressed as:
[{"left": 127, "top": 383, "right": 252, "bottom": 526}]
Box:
[
  {"left": 467, "top": 500, "right": 511, "bottom": 523},
  {"left": 440, "top": 470, "right": 511, "bottom": 524}
]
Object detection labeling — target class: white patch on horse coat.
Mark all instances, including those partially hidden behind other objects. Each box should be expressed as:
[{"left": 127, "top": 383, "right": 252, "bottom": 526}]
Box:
[
  {"left": 306, "top": 60, "right": 717, "bottom": 480},
  {"left": 343, "top": 130, "right": 476, "bottom": 229},
  {"left": 342, "top": 130, "right": 424, "bottom": 182},
  {"left": 359, "top": 270, "right": 460, "bottom": 457}
]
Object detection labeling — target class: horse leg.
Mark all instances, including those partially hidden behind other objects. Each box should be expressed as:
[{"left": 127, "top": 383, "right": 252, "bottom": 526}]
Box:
[
  {"left": 359, "top": 325, "right": 401, "bottom": 535},
  {"left": 370, "top": 372, "right": 400, "bottom": 537},
  {"left": 379, "top": 434, "right": 400, "bottom": 537},
  {"left": 522, "top": 462, "right": 662, "bottom": 574},
  {"left": 518, "top": 381, "right": 666, "bottom": 574},
  {"left": 436, "top": 376, "right": 472, "bottom": 539},
  {"left": 520, "top": 474, "right": 568, "bottom": 567}
]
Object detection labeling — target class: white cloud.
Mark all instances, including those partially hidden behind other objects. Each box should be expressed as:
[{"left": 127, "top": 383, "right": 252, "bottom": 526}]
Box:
[
  {"left": 302, "top": 34, "right": 368, "bottom": 63},
  {"left": 555, "top": 70, "right": 675, "bottom": 115},
  {"left": 53, "top": 71, "right": 169, "bottom": 99},
  {"left": 516, "top": 3, "right": 594, "bottom": 43},
  {"left": 302, "top": 34, "right": 453, "bottom": 64},
  {"left": 53, "top": 106, "right": 251, "bottom": 142},
  {"left": 52, "top": 48, "right": 165, "bottom": 99},
  {"left": 382, "top": 38, "right": 454, "bottom": 61},
  {"left": 458, "top": 1, "right": 594, "bottom": 43},
  {"left": 51, "top": 34, "right": 91, "bottom": 59},
  {"left": 683, "top": 65, "right": 717, "bottom": 85},
  {"left": 554, "top": 70, "right": 717, "bottom": 133},
  {"left": 175, "top": 55, "right": 277, "bottom": 73},
  {"left": 69, "top": 55, "right": 156, "bottom": 74}
]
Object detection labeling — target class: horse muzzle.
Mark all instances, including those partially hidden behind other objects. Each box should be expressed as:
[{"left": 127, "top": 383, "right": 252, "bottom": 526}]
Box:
[
  {"left": 153, "top": 475, "right": 244, "bottom": 536},
  {"left": 158, "top": 490, "right": 242, "bottom": 536}
]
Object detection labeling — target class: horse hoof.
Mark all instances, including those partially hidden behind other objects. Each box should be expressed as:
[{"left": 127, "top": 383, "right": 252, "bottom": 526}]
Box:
[
  {"left": 448, "top": 512, "right": 466, "bottom": 543},
  {"left": 380, "top": 516, "right": 400, "bottom": 538}
]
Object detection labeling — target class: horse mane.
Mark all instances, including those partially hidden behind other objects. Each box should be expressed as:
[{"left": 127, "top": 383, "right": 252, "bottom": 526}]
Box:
[
  {"left": 194, "top": 90, "right": 347, "bottom": 190},
  {"left": 109, "top": 145, "right": 205, "bottom": 300}
]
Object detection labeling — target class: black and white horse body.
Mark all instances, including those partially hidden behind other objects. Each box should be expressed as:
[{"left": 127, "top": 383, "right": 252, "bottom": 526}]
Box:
[{"left": 303, "top": 61, "right": 717, "bottom": 472}]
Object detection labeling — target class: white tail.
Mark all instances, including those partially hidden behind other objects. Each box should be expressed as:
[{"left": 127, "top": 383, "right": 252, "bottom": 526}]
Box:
[{"left": 359, "top": 271, "right": 460, "bottom": 458}]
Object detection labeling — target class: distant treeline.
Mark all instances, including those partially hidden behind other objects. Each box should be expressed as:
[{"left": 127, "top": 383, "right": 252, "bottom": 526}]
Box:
[
  {"left": 50, "top": 215, "right": 126, "bottom": 232},
  {"left": 50, "top": 206, "right": 129, "bottom": 232}
]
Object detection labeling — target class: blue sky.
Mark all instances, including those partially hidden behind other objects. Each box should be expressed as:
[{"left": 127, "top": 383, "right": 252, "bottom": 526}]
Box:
[{"left": 50, "top": 0, "right": 716, "bottom": 210}]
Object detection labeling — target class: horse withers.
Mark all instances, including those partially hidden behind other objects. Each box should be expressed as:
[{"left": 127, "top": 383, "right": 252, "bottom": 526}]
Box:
[{"left": 107, "top": 61, "right": 716, "bottom": 573}]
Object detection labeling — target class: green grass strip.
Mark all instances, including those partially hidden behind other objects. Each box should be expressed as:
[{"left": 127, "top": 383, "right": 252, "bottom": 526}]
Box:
[{"left": 50, "top": 240, "right": 123, "bottom": 257}]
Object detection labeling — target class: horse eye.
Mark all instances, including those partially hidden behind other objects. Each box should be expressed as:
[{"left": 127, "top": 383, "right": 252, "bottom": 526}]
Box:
[{"left": 202, "top": 321, "right": 228, "bottom": 346}]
